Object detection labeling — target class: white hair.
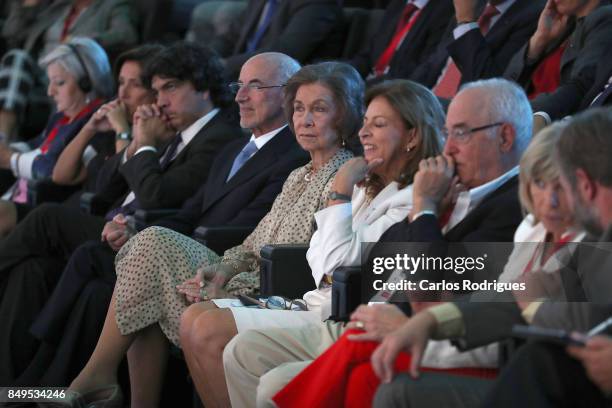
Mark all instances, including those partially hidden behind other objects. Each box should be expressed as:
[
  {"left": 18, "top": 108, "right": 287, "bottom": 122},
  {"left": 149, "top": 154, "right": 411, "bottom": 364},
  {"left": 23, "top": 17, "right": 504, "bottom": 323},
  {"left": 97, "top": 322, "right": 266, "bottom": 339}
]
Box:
[
  {"left": 460, "top": 78, "right": 532, "bottom": 155},
  {"left": 39, "top": 37, "right": 114, "bottom": 99},
  {"left": 247, "top": 52, "right": 301, "bottom": 84}
]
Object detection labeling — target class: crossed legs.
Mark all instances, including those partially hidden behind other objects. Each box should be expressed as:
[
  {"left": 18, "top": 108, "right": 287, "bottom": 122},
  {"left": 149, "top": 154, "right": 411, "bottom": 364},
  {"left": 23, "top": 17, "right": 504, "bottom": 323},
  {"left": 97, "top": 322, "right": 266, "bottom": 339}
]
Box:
[
  {"left": 180, "top": 301, "right": 238, "bottom": 408},
  {"left": 69, "top": 289, "right": 169, "bottom": 408}
]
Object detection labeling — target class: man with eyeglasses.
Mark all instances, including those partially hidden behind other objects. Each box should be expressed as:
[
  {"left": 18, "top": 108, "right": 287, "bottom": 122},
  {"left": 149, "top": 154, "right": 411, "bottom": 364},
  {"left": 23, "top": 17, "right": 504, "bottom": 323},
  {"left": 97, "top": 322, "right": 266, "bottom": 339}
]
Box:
[
  {"left": 379, "top": 77, "right": 530, "bottom": 248},
  {"left": 1, "top": 51, "right": 307, "bottom": 386},
  {"left": 222, "top": 78, "right": 529, "bottom": 407},
  {"left": 372, "top": 107, "right": 612, "bottom": 408}
]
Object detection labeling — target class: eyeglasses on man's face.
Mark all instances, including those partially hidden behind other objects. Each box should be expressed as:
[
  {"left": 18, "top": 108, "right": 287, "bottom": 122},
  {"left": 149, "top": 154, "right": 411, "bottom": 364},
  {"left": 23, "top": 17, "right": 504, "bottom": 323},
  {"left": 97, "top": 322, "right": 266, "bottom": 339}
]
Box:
[
  {"left": 229, "top": 82, "right": 285, "bottom": 94},
  {"left": 441, "top": 122, "right": 504, "bottom": 144}
]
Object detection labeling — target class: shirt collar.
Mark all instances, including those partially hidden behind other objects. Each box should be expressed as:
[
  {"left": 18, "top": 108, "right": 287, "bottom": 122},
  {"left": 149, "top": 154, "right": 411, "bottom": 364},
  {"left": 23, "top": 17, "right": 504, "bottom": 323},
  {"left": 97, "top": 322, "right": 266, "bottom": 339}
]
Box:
[
  {"left": 179, "top": 108, "right": 220, "bottom": 145},
  {"left": 249, "top": 124, "right": 287, "bottom": 150},
  {"left": 468, "top": 165, "right": 519, "bottom": 211},
  {"left": 490, "top": 0, "right": 515, "bottom": 16},
  {"left": 409, "top": 0, "right": 429, "bottom": 9},
  {"left": 445, "top": 166, "right": 519, "bottom": 232}
]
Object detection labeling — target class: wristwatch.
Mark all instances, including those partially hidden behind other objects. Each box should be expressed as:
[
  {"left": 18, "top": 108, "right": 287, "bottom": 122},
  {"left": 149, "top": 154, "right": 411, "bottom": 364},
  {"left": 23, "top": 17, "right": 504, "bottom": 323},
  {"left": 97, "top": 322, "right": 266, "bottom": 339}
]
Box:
[
  {"left": 328, "top": 191, "right": 351, "bottom": 202},
  {"left": 115, "top": 131, "right": 132, "bottom": 141}
]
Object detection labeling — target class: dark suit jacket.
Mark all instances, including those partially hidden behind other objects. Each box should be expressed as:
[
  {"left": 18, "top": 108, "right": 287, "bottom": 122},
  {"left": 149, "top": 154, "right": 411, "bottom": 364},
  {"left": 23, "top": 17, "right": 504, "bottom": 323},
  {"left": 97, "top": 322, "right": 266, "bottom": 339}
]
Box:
[
  {"left": 380, "top": 176, "right": 521, "bottom": 244},
  {"left": 154, "top": 126, "right": 309, "bottom": 236},
  {"left": 410, "top": 0, "right": 543, "bottom": 88},
  {"left": 371, "top": 176, "right": 522, "bottom": 309},
  {"left": 224, "top": 0, "right": 342, "bottom": 78},
  {"left": 451, "top": 224, "right": 612, "bottom": 352},
  {"left": 505, "top": 4, "right": 612, "bottom": 119},
  {"left": 581, "top": 56, "right": 612, "bottom": 107},
  {"left": 94, "top": 107, "right": 243, "bottom": 212},
  {"left": 350, "top": 0, "right": 454, "bottom": 79},
  {"left": 526, "top": 48, "right": 612, "bottom": 121}
]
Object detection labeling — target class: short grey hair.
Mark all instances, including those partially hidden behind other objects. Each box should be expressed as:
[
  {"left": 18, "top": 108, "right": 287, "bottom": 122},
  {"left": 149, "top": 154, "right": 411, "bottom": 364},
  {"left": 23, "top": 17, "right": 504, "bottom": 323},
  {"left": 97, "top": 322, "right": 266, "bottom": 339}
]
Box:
[
  {"left": 39, "top": 37, "right": 114, "bottom": 99},
  {"left": 251, "top": 52, "right": 301, "bottom": 84},
  {"left": 460, "top": 78, "right": 532, "bottom": 155}
]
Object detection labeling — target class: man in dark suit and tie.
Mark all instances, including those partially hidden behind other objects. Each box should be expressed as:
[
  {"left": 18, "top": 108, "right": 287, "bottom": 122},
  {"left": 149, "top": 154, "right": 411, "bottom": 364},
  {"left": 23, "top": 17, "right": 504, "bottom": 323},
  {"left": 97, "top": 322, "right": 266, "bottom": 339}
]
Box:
[
  {"left": 409, "top": 0, "right": 544, "bottom": 100},
  {"left": 371, "top": 108, "right": 612, "bottom": 408},
  {"left": 223, "top": 0, "right": 342, "bottom": 79},
  {"left": 17, "top": 52, "right": 308, "bottom": 386},
  {"left": 0, "top": 41, "right": 245, "bottom": 383},
  {"left": 349, "top": 0, "right": 454, "bottom": 80}
]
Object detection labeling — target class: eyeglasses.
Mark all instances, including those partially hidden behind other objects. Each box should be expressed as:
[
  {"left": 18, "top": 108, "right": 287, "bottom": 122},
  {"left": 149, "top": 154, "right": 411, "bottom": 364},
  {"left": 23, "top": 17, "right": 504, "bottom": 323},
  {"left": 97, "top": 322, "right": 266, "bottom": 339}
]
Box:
[
  {"left": 228, "top": 82, "right": 285, "bottom": 94},
  {"left": 441, "top": 122, "right": 504, "bottom": 144},
  {"left": 265, "top": 295, "right": 308, "bottom": 311}
]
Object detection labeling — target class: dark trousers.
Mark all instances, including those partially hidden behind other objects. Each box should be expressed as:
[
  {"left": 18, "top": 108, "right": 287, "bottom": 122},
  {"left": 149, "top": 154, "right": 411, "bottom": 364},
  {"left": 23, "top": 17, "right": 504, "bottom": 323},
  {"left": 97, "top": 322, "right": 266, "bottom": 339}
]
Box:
[
  {"left": 0, "top": 203, "right": 106, "bottom": 383},
  {"left": 31, "top": 240, "right": 116, "bottom": 342},
  {"left": 0, "top": 203, "right": 106, "bottom": 278},
  {"left": 15, "top": 279, "right": 114, "bottom": 387},
  {"left": 0, "top": 257, "right": 64, "bottom": 383},
  {"left": 482, "top": 342, "right": 612, "bottom": 408}
]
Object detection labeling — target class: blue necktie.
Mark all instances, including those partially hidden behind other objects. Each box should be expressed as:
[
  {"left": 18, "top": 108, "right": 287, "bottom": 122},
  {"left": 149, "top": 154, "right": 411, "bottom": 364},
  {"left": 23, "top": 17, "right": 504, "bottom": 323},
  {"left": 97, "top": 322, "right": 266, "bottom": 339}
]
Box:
[
  {"left": 246, "top": 0, "right": 279, "bottom": 52},
  {"left": 227, "top": 140, "right": 258, "bottom": 181}
]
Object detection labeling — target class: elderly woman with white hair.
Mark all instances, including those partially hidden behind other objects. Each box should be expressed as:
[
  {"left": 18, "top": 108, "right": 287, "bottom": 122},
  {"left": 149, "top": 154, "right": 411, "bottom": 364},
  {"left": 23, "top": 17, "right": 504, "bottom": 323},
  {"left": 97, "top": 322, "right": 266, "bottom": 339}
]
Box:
[{"left": 0, "top": 37, "right": 113, "bottom": 236}]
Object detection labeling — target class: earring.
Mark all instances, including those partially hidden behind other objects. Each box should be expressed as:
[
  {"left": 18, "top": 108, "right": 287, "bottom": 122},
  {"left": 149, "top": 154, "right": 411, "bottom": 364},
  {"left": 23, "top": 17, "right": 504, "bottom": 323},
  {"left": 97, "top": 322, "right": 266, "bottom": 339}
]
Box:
[
  {"left": 341, "top": 137, "right": 346, "bottom": 147},
  {"left": 406, "top": 145, "right": 412, "bottom": 152}
]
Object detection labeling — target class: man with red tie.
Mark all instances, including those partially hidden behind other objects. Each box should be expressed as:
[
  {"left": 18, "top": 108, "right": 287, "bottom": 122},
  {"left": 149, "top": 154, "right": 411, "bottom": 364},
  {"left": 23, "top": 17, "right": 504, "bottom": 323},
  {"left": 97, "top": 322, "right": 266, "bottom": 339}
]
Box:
[
  {"left": 410, "top": 0, "right": 544, "bottom": 100},
  {"left": 350, "top": 0, "right": 454, "bottom": 80}
]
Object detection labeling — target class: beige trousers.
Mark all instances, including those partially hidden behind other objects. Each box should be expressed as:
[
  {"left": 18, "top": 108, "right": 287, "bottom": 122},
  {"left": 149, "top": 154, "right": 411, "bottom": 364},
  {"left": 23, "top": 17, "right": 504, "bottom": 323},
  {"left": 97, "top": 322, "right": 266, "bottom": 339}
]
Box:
[{"left": 223, "top": 320, "right": 346, "bottom": 408}]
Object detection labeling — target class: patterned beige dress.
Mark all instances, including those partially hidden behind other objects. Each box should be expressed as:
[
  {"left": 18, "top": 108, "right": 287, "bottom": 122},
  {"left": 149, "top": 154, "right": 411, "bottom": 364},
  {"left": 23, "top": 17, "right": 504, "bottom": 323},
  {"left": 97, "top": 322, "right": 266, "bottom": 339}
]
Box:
[{"left": 113, "top": 149, "right": 353, "bottom": 346}]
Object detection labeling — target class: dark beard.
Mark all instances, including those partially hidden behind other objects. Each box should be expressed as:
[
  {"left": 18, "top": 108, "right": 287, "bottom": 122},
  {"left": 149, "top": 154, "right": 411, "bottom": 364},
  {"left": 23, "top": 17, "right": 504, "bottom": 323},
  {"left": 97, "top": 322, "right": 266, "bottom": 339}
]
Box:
[{"left": 574, "top": 194, "right": 603, "bottom": 237}]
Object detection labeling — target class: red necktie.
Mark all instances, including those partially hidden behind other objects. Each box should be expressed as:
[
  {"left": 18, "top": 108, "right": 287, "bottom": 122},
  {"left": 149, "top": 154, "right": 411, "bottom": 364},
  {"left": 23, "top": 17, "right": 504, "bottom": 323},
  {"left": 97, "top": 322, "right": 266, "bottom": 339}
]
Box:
[
  {"left": 373, "top": 3, "right": 419, "bottom": 76},
  {"left": 438, "top": 204, "right": 455, "bottom": 229},
  {"left": 434, "top": 4, "right": 500, "bottom": 98}
]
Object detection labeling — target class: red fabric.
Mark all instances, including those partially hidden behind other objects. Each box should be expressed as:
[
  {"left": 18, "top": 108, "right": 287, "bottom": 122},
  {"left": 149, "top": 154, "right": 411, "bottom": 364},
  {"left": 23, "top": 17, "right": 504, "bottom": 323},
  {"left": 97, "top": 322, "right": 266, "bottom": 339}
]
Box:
[
  {"left": 528, "top": 43, "right": 566, "bottom": 99},
  {"left": 373, "top": 4, "right": 420, "bottom": 76},
  {"left": 39, "top": 98, "right": 102, "bottom": 154},
  {"left": 273, "top": 329, "right": 498, "bottom": 408},
  {"left": 433, "top": 61, "right": 462, "bottom": 99},
  {"left": 477, "top": 4, "right": 500, "bottom": 35},
  {"left": 521, "top": 232, "right": 576, "bottom": 276},
  {"left": 438, "top": 204, "right": 455, "bottom": 229},
  {"left": 61, "top": 6, "right": 81, "bottom": 41}
]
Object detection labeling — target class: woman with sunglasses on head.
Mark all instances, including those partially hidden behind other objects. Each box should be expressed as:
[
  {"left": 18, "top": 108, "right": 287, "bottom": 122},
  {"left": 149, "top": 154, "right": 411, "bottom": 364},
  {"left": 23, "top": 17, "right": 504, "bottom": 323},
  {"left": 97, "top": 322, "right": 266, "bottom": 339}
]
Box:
[
  {"left": 178, "top": 79, "right": 445, "bottom": 408},
  {"left": 59, "top": 61, "right": 359, "bottom": 408}
]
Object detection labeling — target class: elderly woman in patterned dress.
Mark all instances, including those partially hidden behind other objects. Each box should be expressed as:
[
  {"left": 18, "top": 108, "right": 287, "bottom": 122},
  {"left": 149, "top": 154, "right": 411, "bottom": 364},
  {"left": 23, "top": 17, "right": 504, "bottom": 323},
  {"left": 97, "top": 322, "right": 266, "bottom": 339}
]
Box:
[{"left": 62, "top": 61, "right": 363, "bottom": 407}]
